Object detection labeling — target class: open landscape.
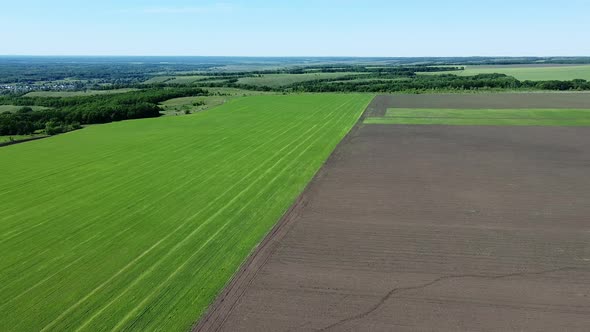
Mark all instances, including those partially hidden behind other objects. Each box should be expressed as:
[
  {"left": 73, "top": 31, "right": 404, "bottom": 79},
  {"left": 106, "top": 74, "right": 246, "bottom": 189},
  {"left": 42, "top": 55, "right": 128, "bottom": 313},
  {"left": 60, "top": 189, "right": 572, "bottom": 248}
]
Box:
[
  {"left": 422, "top": 64, "right": 590, "bottom": 81},
  {"left": 3, "top": 1, "right": 590, "bottom": 331},
  {"left": 197, "top": 93, "right": 590, "bottom": 331},
  {"left": 2, "top": 57, "right": 590, "bottom": 331},
  {"left": 158, "top": 88, "right": 276, "bottom": 115},
  {"left": 22, "top": 88, "right": 140, "bottom": 98},
  {"left": 0, "top": 94, "right": 371, "bottom": 331}
]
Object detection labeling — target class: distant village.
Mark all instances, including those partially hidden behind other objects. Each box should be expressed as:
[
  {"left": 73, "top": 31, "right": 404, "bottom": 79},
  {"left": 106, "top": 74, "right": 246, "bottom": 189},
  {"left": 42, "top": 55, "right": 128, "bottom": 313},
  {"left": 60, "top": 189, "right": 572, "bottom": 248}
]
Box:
[{"left": 0, "top": 81, "right": 84, "bottom": 95}]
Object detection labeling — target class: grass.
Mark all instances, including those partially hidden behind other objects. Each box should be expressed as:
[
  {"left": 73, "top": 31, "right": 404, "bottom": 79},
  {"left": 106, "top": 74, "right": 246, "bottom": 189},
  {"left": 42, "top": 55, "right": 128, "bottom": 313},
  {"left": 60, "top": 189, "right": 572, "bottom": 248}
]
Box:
[
  {"left": 159, "top": 96, "right": 229, "bottom": 115},
  {"left": 204, "top": 87, "right": 278, "bottom": 96},
  {"left": 143, "top": 75, "right": 209, "bottom": 85},
  {"left": 365, "top": 108, "right": 590, "bottom": 126},
  {"left": 166, "top": 76, "right": 209, "bottom": 84},
  {"left": 160, "top": 88, "right": 277, "bottom": 115},
  {"left": 0, "top": 94, "right": 372, "bottom": 331},
  {"left": 0, "top": 134, "right": 47, "bottom": 143},
  {"left": 143, "top": 76, "right": 175, "bottom": 84},
  {"left": 329, "top": 77, "right": 410, "bottom": 84},
  {"left": 237, "top": 72, "right": 369, "bottom": 87},
  {"left": 419, "top": 65, "right": 590, "bottom": 81},
  {"left": 0, "top": 105, "right": 49, "bottom": 113},
  {"left": 23, "top": 88, "right": 139, "bottom": 98}
]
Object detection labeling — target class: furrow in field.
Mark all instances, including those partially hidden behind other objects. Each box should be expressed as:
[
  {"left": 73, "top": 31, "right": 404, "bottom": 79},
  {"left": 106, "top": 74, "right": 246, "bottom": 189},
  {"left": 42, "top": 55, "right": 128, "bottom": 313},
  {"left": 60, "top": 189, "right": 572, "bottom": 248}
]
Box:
[
  {"left": 72, "top": 99, "right": 356, "bottom": 331},
  {"left": 0, "top": 94, "right": 371, "bottom": 331},
  {"left": 108, "top": 100, "right": 358, "bottom": 331},
  {"left": 0, "top": 96, "right": 341, "bottom": 305},
  {"left": 39, "top": 98, "right": 351, "bottom": 332}
]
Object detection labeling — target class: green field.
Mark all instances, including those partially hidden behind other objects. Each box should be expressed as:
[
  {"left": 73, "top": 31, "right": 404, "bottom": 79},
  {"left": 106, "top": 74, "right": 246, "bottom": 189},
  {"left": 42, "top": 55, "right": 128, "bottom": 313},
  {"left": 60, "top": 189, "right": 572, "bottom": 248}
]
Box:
[
  {"left": 237, "top": 72, "right": 369, "bottom": 87},
  {"left": 166, "top": 75, "right": 208, "bottom": 84},
  {"left": 160, "top": 88, "right": 276, "bottom": 115},
  {"left": 159, "top": 95, "right": 231, "bottom": 115},
  {"left": 420, "top": 65, "right": 590, "bottom": 81},
  {"left": 0, "top": 105, "right": 49, "bottom": 113},
  {"left": 23, "top": 88, "right": 139, "bottom": 98},
  {"left": 205, "top": 87, "right": 278, "bottom": 96},
  {"left": 143, "top": 76, "right": 176, "bottom": 84},
  {"left": 143, "top": 75, "right": 209, "bottom": 85},
  {"left": 0, "top": 134, "right": 46, "bottom": 143},
  {"left": 329, "top": 77, "right": 410, "bottom": 84},
  {"left": 0, "top": 94, "right": 371, "bottom": 331},
  {"left": 365, "top": 108, "right": 590, "bottom": 126}
]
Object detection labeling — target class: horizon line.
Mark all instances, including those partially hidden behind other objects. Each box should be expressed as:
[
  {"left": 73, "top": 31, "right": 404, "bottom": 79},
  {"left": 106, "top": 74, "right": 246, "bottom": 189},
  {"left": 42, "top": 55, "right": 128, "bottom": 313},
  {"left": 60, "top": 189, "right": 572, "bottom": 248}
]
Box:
[{"left": 2, "top": 55, "right": 590, "bottom": 58}]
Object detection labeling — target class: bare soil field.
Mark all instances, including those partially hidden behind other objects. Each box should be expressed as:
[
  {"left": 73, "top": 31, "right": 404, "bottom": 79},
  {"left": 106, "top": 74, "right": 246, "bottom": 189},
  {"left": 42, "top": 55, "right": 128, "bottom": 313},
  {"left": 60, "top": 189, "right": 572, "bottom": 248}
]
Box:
[
  {"left": 196, "top": 117, "right": 590, "bottom": 330},
  {"left": 369, "top": 93, "right": 590, "bottom": 113}
]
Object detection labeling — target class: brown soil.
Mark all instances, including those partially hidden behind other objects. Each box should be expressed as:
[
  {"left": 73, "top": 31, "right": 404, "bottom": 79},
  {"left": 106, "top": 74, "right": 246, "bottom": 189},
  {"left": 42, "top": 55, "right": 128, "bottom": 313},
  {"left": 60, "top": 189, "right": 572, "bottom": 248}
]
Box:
[
  {"left": 195, "top": 98, "right": 590, "bottom": 331},
  {"left": 380, "top": 93, "right": 590, "bottom": 109}
]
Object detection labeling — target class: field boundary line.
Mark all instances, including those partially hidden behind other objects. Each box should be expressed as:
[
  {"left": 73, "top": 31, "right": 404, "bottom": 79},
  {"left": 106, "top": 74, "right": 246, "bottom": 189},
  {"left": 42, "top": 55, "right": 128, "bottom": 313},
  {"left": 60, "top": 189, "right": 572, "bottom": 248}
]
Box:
[
  {"left": 72, "top": 98, "right": 350, "bottom": 331},
  {"left": 108, "top": 100, "right": 355, "bottom": 331},
  {"left": 193, "top": 95, "right": 374, "bottom": 332}
]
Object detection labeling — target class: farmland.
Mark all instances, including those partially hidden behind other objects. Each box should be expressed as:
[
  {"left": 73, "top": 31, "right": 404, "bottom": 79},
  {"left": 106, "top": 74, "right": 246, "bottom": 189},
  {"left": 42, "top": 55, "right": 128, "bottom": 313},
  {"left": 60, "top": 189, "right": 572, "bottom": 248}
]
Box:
[
  {"left": 145, "top": 72, "right": 372, "bottom": 88},
  {"left": 364, "top": 93, "right": 590, "bottom": 115},
  {"left": 236, "top": 72, "right": 369, "bottom": 87},
  {"left": 365, "top": 108, "right": 590, "bottom": 126},
  {"left": 0, "top": 94, "right": 371, "bottom": 331},
  {"left": 364, "top": 93, "right": 590, "bottom": 126},
  {"left": 0, "top": 104, "right": 49, "bottom": 113},
  {"left": 199, "top": 94, "right": 590, "bottom": 331},
  {"left": 159, "top": 96, "right": 226, "bottom": 115},
  {"left": 23, "top": 88, "right": 139, "bottom": 98},
  {"left": 144, "top": 75, "right": 209, "bottom": 85},
  {"left": 422, "top": 64, "right": 590, "bottom": 81},
  {"left": 3, "top": 55, "right": 590, "bottom": 331},
  {"left": 0, "top": 134, "right": 46, "bottom": 143},
  {"left": 159, "top": 88, "right": 276, "bottom": 115}
]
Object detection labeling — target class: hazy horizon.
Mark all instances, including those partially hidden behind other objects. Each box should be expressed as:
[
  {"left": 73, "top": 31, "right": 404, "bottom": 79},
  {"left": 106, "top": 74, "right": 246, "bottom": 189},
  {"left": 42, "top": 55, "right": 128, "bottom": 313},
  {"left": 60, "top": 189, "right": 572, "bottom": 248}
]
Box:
[
  {"left": 2, "top": 55, "right": 590, "bottom": 58},
  {"left": 2, "top": 0, "right": 590, "bottom": 57}
]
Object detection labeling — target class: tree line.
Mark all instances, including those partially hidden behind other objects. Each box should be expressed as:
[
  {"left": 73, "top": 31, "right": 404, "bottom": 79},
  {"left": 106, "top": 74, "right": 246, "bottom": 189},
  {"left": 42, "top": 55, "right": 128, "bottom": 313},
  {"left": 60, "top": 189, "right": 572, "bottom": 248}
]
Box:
[
  {"left": 0, "top": 88, "right": 207, "bottom": 136},
  {"left": 280, "top": 74, "right": 590, "bottom": 93},
  {"left": 204, "top": 72, "right": 590, "bottom": 93}
]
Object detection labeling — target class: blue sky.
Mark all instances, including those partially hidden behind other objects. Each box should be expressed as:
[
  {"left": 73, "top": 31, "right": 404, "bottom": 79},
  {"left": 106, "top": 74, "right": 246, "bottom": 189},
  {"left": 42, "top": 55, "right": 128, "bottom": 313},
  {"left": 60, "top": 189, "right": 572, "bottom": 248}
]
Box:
[{"left": 1, "top": 0, "right": 589, "bottom": 56}]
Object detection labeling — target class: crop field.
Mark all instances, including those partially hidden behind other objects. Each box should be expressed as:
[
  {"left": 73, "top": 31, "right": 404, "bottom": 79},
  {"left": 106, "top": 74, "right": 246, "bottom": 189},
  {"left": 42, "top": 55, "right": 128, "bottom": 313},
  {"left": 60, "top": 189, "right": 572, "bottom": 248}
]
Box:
[
  {"left": 143, "top": 76, "right": 176, "bottom": 84},
  {"left": 0, "top": 94, "right": 371, "bottom": 331},
  {"left": 143, "top": 75, "right": 209, "bottom": 85},
  {"left": 159, "top": 96, "right": 226, "bottom": 115},
  {"left": 165, "top": 75, "right": 209, "bottom": 84},
  {"left": 160, "top": 88, "right": 276, "bottom": 115},
  {"left": 23, "top": 88, "right": 139, "bottom": 97},
  {"left": 0, "top": 134, "right": 46, "bottom": 143},
  {"left": 329, "top": 77, "right": 410, "bottom": 84},
  {"left": 421, "top": 64, "right": 590, "bottom": 81},
  {"left": 205, "top": 87, "right": 278, "bottom": 96},
  {"left": 364, "top": 93, "right": 590, "bottom": 126},
  {"left": 364, "top": 93, "right": 590, "bottom": 116},
  {"left": 236, "top": 72, "right": 369, "bottom": 87},
  {"left": 365, "top": 108, "right": 590, "bottom": 126},
  {"left": 0, "top": 105, "right": 49, "bottom": 113},
  {"left": 199, "top": 94, "right": 590, "bottom": 331}
]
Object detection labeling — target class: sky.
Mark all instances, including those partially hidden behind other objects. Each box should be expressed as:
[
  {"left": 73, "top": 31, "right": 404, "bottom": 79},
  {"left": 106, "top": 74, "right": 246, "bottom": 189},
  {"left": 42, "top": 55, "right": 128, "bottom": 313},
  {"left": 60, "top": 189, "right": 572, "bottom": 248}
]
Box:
[{"left": 1, "top": 0, "right": 589, "bottom": 57}]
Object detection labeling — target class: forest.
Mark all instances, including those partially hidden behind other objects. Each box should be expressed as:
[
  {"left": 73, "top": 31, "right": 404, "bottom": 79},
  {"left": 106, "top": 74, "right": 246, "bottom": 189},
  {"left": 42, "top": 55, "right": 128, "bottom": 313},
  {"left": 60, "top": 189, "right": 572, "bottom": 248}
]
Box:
[{"left": 0, "top": 88, "right": 207, "bottom": 135}]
